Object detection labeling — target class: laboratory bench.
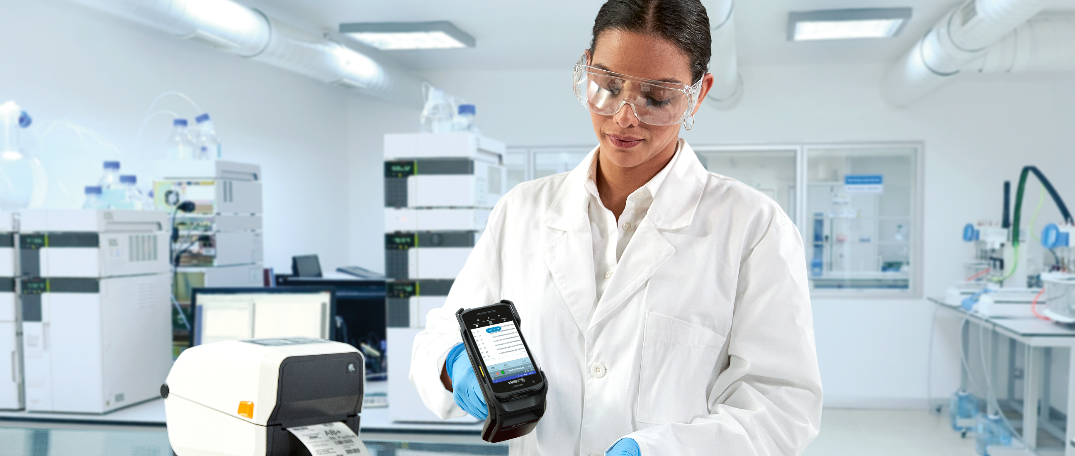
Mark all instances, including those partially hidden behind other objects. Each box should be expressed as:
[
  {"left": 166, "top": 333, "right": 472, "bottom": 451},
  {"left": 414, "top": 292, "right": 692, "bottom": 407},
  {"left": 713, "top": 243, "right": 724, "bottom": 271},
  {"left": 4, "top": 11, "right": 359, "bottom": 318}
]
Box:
[
  {"left": 0, "top": 380, "right": 493, "bottom": 453},
  {"left": 0, "top": 426, "right": 507, "bottom": 456},
  {"left": 929, "top": 297, "right": 1075, "bottom": 456}
]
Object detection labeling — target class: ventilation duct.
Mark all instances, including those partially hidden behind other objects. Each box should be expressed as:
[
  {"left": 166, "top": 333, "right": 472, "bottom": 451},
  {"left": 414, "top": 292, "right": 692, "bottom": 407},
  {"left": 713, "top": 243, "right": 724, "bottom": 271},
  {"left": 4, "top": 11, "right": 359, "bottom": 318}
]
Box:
[
  {"left": 68, "top": 0, "right": 425, "bottom": 108},
  {"left": 704, "top": 0, "right": 743, "bottom": 110},
  {"left": 880, "top": 0, "right": 1054, "bottom": 107},
  {"left": 972, "top": 15, "right": 1075, "bottom": 73}
]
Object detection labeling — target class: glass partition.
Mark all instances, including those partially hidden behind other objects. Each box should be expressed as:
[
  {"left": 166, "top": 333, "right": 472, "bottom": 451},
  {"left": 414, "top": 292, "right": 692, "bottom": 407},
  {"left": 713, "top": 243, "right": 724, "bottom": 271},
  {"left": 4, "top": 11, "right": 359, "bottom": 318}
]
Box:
[
  {"left": 805, "top": 146, "right": 918, "bottom": 294},
  {"left": 694, "top": 148, "right": 798, "bottom": 224},
  {"left": 533, "top": 149, "right": 591, "bottom": 179},
  {"left": 504, "top": 151, "right": 527, "bottom": 190},
  {"left": 506, "top": 143, "right": 922, "bottom": 298}
]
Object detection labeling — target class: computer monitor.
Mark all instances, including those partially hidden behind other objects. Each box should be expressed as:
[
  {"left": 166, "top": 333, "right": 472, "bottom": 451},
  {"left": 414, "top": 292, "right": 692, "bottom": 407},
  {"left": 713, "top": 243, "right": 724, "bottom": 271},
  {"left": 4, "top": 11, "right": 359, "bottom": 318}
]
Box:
[
  {"left": 191, "top": 287, "right": 335, "bottom": 346},
  {"left": 277, "top": 277, "right": 387, "bottom": 379},
  {"left": 292, "top": 255, "right": 323, "bottom": 278}
]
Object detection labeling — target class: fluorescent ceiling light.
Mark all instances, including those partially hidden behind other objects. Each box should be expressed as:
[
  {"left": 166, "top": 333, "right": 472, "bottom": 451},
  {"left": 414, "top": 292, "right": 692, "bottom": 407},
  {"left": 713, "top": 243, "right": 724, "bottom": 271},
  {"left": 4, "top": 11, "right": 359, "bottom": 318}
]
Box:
[
  {"left": 340, "top": 21, "right": 475, "bottom": 50},
  {"left": 788, "top": 8, "right": 912, "bottom": 41}
]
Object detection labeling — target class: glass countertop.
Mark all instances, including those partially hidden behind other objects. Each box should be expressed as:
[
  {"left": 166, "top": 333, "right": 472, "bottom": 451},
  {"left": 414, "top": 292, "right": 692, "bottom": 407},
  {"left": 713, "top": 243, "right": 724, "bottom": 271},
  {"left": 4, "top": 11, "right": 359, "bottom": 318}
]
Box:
[{"left": 0, "top": 426, "right": 509, "bottom": 456}]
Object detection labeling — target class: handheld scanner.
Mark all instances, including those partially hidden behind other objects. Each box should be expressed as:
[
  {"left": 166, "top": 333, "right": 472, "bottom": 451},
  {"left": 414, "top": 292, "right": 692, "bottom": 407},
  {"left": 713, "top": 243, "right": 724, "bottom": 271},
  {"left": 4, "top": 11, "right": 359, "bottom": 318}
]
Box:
[{"left": 456, "top": 301, "right": 547, "bottom": 443}]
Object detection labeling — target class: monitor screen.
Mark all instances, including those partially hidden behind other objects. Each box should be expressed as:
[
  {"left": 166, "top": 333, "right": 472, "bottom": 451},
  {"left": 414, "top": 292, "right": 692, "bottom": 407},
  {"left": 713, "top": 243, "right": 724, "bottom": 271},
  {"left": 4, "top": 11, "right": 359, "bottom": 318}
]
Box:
[
  {"left": 193, "top": 289, "right": 333, "bottom": 346},
  {"left": 292, "top": 255, "right": 322, "bottom": 278}
]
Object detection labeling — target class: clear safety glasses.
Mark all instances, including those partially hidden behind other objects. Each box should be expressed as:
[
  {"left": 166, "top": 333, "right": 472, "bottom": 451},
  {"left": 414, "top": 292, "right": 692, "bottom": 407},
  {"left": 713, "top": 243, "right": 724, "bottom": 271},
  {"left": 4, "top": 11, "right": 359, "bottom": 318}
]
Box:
[{"left": 572, "top": 55, "right": 702, "bottom": 128}]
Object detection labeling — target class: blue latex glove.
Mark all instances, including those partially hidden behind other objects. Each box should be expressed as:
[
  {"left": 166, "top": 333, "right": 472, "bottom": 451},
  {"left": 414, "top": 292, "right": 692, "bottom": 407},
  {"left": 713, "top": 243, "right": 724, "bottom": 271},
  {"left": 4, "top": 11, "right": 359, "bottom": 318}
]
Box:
[
  {"left": 606, "top": 438, "right": 640, "bottom": 456},
  {"left": 446, "top": 343, "right": 488, "bottom": 420}
]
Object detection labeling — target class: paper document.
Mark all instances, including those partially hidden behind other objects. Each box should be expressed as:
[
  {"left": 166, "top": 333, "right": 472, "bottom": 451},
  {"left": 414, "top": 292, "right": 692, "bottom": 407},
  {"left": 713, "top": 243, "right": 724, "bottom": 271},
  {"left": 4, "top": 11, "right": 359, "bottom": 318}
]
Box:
[{"left": 287, "top": 421, "right": 369, "bottom": 456}]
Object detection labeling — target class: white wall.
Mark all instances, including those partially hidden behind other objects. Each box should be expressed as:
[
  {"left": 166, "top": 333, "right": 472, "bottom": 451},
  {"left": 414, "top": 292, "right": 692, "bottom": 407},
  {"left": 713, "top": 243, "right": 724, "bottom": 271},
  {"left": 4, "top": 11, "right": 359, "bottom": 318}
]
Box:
[
  {"left": 423, "top": 64, "right": 1075, "bottom": 407},
  {"left": 0, "top": 0, "right": 355, "bottom": 273},
  {"left": 347, "top": 96, "right": 422, "bottom": 273}
]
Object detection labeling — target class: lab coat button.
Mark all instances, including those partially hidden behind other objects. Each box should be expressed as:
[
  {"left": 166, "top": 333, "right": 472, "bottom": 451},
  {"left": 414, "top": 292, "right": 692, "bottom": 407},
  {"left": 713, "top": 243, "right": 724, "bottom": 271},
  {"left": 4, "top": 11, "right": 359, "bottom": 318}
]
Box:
[
  {"left": 590, "top": 363, "right": 607, "bottom": 378},
  {"left": 604, "top": 270, "right": 612, "bottom": 278},
  {"left": 622, "top": 222, "right": 632, "bottom": 231}
]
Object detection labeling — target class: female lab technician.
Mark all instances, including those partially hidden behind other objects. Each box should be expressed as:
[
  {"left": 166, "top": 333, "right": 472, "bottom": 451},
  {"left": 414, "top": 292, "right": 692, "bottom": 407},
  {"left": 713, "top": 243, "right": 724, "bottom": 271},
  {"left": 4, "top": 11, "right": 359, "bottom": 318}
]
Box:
[{"left": 411, "top": 0, "right": 823, "bottom": 454}]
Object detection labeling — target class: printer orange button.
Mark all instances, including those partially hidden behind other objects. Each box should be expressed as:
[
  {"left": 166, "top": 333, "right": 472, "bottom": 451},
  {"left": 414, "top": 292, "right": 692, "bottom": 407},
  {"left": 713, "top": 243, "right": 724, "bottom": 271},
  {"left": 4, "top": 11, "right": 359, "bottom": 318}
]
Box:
[{"left": 238, "top": 401, "right": 254, "bottom": 419}]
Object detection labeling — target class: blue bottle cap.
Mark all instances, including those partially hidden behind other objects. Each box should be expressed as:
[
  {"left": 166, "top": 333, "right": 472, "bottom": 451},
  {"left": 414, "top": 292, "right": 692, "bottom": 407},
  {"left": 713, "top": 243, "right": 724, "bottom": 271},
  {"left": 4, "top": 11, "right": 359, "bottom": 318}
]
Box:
[
  {"left": 174, "top": 118, "right": 188, "bottom": 127},
  {"left": 458, "top": 104, "right": 476, "bottom": 115},
  {"left": 120, "top": 175, "right": 137, "bottom": 184},
  {"left": 103, "top": 161, "right": 120, "bottom": 170},
  {"left": 84, "top": 186, "right": 102, "bottom": 195},
  {"left": 18, "top": 111, "right": 31, "bottom": 128},
  {"left": 1042, "top": 223, "right": 1069, "bottom": 249},
  {"left": 195, "top": 113, "right": 210, "bottom": 123},
  {"left": 962, "top": 223, "right": 978, "bottom": 242}
]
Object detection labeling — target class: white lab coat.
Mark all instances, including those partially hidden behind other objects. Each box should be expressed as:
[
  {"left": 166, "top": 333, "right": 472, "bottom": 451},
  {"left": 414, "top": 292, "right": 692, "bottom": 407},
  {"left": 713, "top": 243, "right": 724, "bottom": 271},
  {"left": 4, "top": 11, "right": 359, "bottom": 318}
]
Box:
[{"left": 410, "top": 141, "right": 823, "bottom": 456}]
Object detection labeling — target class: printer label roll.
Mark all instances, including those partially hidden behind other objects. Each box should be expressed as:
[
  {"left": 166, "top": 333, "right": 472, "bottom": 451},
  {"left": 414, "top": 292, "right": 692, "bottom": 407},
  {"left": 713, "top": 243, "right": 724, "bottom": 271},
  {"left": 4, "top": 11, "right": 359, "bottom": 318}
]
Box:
[{"left": 287, "top": 421, "right": 369, "bottom": 456}]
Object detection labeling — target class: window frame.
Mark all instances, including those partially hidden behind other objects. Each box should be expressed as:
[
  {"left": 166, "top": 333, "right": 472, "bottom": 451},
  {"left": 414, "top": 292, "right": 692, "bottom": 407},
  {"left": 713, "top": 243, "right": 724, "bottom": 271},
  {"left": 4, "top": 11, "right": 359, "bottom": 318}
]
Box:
[{"left": 507, "top": 142, "right": 924, "bottom": 299}]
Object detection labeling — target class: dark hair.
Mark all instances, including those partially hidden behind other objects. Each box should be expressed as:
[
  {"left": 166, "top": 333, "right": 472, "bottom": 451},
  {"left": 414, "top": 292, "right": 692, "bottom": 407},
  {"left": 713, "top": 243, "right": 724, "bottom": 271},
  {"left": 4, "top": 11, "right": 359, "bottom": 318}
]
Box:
[{"left": 589, "top": 0, "right": 711, "bottom": 84}]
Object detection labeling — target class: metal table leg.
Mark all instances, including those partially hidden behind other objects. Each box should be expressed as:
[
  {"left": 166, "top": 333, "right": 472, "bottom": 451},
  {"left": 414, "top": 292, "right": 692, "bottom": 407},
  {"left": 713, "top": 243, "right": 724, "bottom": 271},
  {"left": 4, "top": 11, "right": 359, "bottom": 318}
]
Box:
[
  {"left": 1066, "top": 347, "right": 1075, "bottom": 456},
  {"left": 1023, "top": 345, "right": 1042, "bottom": 450},
  {"left": 989, "top": 325, "right": 1000, "bottom": 415},
  {"left": 961, "top": 318, "right": 970, "bottom": 392},
  {"left": 1008, "top": 339, "right": 1017, "bottom": 406}
]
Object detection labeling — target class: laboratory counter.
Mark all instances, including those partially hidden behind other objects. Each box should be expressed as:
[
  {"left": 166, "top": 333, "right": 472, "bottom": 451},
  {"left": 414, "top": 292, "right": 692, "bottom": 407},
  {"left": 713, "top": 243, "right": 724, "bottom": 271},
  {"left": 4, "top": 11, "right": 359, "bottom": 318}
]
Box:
[{"left": 0, "top": 426, "right": 507, "bottom": 456}]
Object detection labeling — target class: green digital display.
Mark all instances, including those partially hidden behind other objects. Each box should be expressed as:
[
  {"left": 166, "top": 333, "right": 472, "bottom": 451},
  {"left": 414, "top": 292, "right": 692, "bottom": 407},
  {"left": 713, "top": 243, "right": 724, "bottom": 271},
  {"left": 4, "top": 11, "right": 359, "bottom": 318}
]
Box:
[
  {"left": 388, "top": 282, "right": 418, "bottom": 298},
  {"left": 385, "top": 234, "right": 416, "bottom": 249},
  {"left": 20, "top": 234, "right": 46, "bottom": 250},
  {"left": 384, "top": 161, "right": 416, "bottom": 178},
  {"left": 21, "top": 278, "right": 48, "bottom": 294}
]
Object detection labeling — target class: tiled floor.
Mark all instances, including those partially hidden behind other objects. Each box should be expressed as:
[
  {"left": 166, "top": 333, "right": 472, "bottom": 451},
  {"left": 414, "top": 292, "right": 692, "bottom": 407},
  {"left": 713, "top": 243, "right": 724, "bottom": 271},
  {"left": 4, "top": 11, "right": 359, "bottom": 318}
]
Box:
[{"left": 804, "top": 409, "right": 979, "bottom": 456}]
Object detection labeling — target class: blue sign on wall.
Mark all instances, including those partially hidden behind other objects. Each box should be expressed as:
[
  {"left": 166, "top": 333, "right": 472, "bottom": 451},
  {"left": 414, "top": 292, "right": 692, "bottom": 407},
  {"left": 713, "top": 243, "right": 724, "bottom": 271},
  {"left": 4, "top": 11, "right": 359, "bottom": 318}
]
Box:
[{"left": 844, "top": 174, "right": 884, "bottom": 194}]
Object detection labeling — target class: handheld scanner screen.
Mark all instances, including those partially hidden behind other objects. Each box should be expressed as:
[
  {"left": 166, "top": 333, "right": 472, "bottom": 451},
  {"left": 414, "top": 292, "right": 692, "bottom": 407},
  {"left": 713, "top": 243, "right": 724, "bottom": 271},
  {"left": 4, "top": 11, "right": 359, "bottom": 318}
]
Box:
[{"left": 463, "top": 306, "right": 540, "bottom": 393}]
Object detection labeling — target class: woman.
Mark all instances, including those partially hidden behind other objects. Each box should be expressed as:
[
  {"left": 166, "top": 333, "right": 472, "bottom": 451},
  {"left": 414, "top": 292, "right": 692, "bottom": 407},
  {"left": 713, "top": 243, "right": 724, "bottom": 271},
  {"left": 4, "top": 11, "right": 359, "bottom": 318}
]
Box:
[{"left": 411, "top": 0, "right": 823, "bottom": 454}]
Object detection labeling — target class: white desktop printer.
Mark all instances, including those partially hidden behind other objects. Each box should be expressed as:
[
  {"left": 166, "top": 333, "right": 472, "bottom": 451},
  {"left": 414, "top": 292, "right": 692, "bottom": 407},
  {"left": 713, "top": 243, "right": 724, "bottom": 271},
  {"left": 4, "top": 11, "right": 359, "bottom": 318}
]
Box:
[{"left": 163, "top": 338, "right": 370, "bottom": 456}]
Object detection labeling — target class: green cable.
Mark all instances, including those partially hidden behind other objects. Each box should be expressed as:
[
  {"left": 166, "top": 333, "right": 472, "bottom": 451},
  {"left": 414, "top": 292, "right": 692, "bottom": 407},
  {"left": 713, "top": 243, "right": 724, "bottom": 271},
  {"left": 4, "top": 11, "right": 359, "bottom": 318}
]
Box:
[
  {"left": 994, "top": 168, "right": 1031, "bottom": 283},
  {"left": 1029, "top": 184, "right": 1045, "bottom": 243}
]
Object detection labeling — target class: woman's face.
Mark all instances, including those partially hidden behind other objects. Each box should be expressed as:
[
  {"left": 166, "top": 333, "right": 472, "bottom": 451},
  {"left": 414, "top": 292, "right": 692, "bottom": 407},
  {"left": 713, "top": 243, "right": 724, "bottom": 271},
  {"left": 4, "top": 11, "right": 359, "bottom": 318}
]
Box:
[{"left": 588, "top": 29, "right": 712, "bottom": 170}]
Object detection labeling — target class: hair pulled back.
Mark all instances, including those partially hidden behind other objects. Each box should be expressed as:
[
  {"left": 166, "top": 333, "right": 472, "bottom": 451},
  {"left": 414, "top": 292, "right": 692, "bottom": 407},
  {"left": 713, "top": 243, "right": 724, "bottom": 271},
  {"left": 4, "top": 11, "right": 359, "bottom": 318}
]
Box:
[{"left": 589, "top": 0, "right": 712, "bottom": 85}]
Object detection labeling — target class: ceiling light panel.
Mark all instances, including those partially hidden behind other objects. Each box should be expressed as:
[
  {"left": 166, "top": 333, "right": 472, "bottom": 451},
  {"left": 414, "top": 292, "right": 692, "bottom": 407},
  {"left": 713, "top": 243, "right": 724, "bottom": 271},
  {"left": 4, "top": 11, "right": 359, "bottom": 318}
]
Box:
[
  {"left": 340, "top": 21, "right": 475, "bottom": 50},
  {"left": 788, "top": 8, "right": 912, "bottom": 41}
]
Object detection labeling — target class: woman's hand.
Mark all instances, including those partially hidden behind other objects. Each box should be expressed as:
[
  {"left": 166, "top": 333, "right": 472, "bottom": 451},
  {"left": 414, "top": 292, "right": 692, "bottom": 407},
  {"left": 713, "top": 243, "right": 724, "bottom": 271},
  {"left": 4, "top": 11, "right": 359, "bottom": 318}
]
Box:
[
  {"left": 444, "top": 343, "right": 488, "bottom": 420},
  {"left": 606, "top": 438, "right": 640, "bottom": 456}
]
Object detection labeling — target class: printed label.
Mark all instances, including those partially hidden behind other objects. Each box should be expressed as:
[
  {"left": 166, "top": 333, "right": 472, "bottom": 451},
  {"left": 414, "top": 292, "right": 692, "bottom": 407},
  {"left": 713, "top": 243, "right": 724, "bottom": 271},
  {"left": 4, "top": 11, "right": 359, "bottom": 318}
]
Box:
[{"left": 287, "top": 422, "right": 368, "bottom": 456}]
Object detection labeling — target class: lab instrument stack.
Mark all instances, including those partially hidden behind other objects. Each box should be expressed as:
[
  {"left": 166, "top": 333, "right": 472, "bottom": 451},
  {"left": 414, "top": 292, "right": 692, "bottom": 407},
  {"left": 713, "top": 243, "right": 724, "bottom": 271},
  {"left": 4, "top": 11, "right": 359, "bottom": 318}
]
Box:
[
  {"left": 19, "top": 209, "right": 172, "bottom": 413},
  {"left": 0, "top": 214, "right": 19, "bottom": 410},
  {"left": 383, "top": 132, "right": 505, "bottom": 423},
  {"left": 154, "top": 160, "right": 264, "bottom": 355}
]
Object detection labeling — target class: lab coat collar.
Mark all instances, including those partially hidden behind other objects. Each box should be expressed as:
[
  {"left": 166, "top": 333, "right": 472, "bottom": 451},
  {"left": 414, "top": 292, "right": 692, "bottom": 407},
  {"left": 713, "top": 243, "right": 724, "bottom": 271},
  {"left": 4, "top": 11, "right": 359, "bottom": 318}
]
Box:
[
  {"left": 542, "top": 140, "right": 708, "bottom": 231},
  {"left": 541, "top": 140, "right": 708, "bottom": 334}
]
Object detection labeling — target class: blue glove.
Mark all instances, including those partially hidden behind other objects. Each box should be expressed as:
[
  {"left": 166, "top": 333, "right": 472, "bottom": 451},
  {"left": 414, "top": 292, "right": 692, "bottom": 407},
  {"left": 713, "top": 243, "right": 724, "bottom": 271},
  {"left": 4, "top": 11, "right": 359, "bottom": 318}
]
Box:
[
  {"left": 446, "top": 343, "right": 488, "bottom": 420},
  {"left": 607, "top": 438, "right": 640, "bottom": 456}
]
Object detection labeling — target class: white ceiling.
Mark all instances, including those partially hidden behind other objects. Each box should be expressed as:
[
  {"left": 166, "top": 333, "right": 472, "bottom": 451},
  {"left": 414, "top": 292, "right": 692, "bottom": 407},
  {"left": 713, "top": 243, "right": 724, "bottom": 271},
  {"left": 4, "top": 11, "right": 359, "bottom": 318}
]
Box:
[{"left": 241, "top": 0, "right": 1075, "bottom": 72}]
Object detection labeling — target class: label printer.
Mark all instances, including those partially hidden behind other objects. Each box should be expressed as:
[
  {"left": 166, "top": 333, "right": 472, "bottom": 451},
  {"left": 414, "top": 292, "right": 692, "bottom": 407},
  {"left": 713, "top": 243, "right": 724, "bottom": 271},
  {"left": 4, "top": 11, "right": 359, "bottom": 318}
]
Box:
[{"left": 163, "top": 338, "right": 370, "bottom": 456}]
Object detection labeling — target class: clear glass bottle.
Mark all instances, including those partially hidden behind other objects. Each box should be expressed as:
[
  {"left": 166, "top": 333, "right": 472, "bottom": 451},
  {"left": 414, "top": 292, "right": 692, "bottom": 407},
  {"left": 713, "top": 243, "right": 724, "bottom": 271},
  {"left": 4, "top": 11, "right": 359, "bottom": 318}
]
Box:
[
  {"left": 455, "top": 104, "right": 480, "bottom": 135},
  {"left": 119, "top": 175, "right": 149, "bottom": 210},
  {"left": 98, "top": 161, "right": 125, "bottom": 209},
  {"left": 82, "top": 186, "right": 103, "bottom": 209},
  {"left": 949, "top": 390, "right": 977, "bottom": 432},
  {"left": 167, "top": 118, "right": 195, "bottom": 160},
  {"left": 194, "top": 113, "right": 220, "bottom": 160},
  {"left": 420, "top": 85, "right": 455, "bottom": 133},
  {"left": 975, "top": 412, "right": 1012, "bottom": 456}
]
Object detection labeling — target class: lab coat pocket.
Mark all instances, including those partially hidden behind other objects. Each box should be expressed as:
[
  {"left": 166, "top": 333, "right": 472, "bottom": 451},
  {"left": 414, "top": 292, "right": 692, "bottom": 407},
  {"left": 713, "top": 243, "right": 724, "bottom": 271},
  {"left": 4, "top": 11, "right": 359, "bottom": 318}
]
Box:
[{"left": 636, "top": 311, "right": 726, "bottom": 425}]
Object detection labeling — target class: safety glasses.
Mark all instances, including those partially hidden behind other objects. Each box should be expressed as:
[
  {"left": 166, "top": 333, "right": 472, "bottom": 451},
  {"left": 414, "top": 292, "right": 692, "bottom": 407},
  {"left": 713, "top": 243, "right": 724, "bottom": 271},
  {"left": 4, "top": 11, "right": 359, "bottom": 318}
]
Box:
[{"left": 572, "top": 55, "right": 702, "bottom": 127}]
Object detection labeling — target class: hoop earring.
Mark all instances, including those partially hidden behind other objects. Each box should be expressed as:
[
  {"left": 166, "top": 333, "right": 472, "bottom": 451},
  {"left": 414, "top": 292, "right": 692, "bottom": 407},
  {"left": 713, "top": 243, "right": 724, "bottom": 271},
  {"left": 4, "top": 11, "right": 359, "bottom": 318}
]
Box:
[{"left": 683, "top": 115, "right": 695, "bottom": 131}]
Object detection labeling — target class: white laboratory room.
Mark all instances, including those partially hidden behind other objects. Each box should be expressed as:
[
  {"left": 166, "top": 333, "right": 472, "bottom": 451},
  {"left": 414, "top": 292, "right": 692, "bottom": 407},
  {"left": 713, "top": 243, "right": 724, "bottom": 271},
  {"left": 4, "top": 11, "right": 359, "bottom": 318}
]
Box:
[{"left": 1, "top": 0, "right": 1075, "bottom": 455}]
